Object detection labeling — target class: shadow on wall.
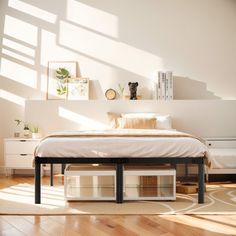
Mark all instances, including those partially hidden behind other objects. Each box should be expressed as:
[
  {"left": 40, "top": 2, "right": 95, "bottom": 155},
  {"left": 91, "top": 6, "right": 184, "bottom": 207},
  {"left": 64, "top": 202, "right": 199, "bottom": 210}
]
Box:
[{"left": 173, "top": 76, "right": 221, "bottom": 100}]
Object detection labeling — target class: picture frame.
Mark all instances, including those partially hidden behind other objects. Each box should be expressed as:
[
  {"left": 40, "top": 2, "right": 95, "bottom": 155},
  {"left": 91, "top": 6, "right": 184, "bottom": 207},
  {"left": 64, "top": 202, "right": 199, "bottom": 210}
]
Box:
[
  {"left": 47, "top": 61, "right": 77, "bottom": 100},
  {"left": 67, "top": 77, "right": 89, "bottom": 100}
]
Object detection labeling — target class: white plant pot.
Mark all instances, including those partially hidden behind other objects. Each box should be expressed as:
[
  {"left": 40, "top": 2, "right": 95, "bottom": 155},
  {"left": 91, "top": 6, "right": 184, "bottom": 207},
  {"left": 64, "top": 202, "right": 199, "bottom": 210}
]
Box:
[{"left": 32, "top": 133, "right": 41, "bottom": 139}]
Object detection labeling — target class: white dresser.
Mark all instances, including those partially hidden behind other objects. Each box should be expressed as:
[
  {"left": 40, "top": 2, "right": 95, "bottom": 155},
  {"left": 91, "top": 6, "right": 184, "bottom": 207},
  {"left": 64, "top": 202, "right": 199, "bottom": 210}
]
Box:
[{"left": 4, "top": 138, "right": 40, "bottom": 174}]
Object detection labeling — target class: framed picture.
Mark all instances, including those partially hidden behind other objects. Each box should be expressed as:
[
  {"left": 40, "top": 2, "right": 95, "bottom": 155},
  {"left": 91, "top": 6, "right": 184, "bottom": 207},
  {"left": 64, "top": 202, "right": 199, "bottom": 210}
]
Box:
[
  {"left": 47, "top": 61, "right": 77, "bottom": 100},
  {"left": 68, "top": 77, "right": 89, "bottom": 100}
]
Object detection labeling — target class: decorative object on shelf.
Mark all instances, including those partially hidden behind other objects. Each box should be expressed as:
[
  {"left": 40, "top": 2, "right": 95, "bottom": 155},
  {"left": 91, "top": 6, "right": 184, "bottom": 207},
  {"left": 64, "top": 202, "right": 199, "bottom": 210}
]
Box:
[
  {"left": 23, "top": 124, "right": 30, "bottom": 138},
  {"left": 68, "top": 77, "right": 89, "bottom": 100},
  {"left": 105, "top": 88, "right": 116, "bottom": 100},
  {"left": 117, "top": 83, "right": 125, "bottom": 99},
  {"left": 47, "top": 61, "right": 77, "bottom": 100},
  {"left": 30, "top": 126, "right": 41, "bottom": 139},
  {"left": 125, "top": 95, "right": 142, "bottom": 100},
  {"left": 14, "top": 119, "right": 41, "bottom": 138},
  {"left": 154, "top": 71, "right": 173, "bottom": 100},
  {"left": 14, "top": 119, "right": 22, "bottom": 137},
  {"left": 128, "top": 82, "right": 138, "bottom": 100}
]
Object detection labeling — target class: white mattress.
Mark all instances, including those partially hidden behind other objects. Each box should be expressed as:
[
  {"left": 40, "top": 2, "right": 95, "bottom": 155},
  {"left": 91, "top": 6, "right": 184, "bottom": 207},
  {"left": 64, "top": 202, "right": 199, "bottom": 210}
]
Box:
[
  {"left": 209, "top": 149, "right": 236, "bottom": 169},
  {"left": 35, "top": 130, "right": 208, "bottom": 159}
]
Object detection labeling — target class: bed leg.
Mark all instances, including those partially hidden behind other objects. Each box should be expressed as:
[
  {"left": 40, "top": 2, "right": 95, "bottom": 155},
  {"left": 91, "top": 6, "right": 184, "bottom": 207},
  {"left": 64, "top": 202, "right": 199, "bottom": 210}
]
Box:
[
  {"left": 50, "top": 164, "right": 53, "bottom": 186},
  {"left": 61, "top": 164, "right": 66, "bottom": 175},
  {"left": 185, "top": 163, "right": 188, "bottom": 178},
  {"left": 198, "top": 162, "right": 205, "bottom": 204},
  {"left": 35, "top": 158, "right": 41, "bottom": 204},
  {"left": 116, "top": 163, "right": 123, "bottom": 204}
]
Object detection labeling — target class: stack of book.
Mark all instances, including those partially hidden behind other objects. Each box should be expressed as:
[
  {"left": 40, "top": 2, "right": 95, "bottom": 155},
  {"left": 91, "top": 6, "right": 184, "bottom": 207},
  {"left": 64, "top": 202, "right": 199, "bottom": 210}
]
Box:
[{"left": 153, "top": 71, "right": 173, "bottom": 100}]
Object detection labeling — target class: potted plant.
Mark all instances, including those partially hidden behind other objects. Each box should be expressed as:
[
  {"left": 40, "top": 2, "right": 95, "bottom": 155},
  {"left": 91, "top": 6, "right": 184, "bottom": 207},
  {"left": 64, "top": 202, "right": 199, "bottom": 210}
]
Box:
[
  {"left": 118, "top": 83, "right": 125, "bottom": 99},
  {"left": 30, "top": 126, "right": 40, "bottom": 139}
]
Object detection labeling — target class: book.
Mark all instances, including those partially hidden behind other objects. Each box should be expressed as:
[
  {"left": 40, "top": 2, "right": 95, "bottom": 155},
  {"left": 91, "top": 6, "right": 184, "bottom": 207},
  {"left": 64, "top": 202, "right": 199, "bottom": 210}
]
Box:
[
  {"left": 166, "top": 71, "right": 173, "bottom": 100},
  {"left": 161, "top": 72, "right": 166, "bottom": 100},
  {"left": 165, "top": 73, "right": 169, "bottom": 100},
  {"left": 156, "top": 71, "right": 173, "bottom": 100},
  {"left": 157, "top": 72, "right": 162, "bottom": 100}
]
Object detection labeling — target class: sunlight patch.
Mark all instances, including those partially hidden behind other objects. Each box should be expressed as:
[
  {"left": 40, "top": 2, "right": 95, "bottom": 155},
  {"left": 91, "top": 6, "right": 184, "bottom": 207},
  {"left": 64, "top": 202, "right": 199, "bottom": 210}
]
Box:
[
  {"left": 8, "top": 0, "right": 57, "bottom": 23},
  {"left": 67, "top": 0, "right": 118, "bottom": 38},
  {"left": 4, "top": 15, "right": 38, "bottom": 46}
]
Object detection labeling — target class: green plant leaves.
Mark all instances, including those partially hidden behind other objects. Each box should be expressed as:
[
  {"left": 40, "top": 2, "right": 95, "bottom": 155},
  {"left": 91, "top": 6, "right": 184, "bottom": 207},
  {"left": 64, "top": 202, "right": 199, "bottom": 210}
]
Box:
[
  {"left": 56, "top": 67, "right": 70, "bottom": 80},
  {"left": 55, "top": 67, "right": 70, "bottom": 96},
  {"left": 56, "top": 84, "right": 67, "bottom": 95}
]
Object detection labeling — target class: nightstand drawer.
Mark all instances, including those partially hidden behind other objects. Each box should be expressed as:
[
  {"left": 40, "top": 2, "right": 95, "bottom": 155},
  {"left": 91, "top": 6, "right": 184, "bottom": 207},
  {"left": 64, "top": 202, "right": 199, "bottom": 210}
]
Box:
[
  {"left": 205, "top": 139, "right": 236, "bottom": 148},
  {"left": 5, "top": 154, "right": 34, "bottom": 168},
  {"left": 5, "top": 140, "right": 39, "bottom": 154}
]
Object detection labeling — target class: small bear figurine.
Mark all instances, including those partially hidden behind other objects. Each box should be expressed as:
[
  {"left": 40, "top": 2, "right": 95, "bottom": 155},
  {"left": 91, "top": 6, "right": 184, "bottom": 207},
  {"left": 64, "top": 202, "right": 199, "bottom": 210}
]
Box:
[{"left": 128, "top": 82, "right": 139, "bottom": 100}]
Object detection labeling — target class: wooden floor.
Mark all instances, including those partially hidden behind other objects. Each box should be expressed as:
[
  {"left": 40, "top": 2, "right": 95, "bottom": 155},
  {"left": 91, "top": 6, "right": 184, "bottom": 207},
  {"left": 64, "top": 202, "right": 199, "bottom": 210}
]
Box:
[{"left": 0, "top": 175, "right": 236, "bottom": 236}]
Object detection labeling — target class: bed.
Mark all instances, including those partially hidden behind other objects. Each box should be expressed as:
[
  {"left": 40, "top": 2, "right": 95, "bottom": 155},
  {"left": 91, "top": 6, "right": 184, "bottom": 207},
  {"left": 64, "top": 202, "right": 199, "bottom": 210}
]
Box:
[{"left": 34, "top": 129, "right": 208, "bottom": 204}]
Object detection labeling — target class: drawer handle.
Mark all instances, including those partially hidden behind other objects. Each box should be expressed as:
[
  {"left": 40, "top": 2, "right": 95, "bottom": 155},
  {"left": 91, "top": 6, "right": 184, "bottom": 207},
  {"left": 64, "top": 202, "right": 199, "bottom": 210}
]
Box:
[
  {"left": 20, "top": 154, "right": 27, "bottom": 156},
  {"left": 20, "top": 140, "right": 26, "bottom": 142}
]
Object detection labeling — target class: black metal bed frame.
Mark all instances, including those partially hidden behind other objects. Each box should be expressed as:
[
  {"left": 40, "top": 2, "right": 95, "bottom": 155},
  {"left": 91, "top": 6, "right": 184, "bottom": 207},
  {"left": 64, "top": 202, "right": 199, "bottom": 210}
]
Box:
[{"left": 34, "top": 156, "right": 205, "bottom": 204}]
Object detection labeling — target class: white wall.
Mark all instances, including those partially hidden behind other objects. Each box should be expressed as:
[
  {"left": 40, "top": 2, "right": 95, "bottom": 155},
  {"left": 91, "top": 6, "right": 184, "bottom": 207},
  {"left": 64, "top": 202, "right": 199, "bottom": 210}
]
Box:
[
  {"left": 25, "top": 100, "right": 236, "bottom": 138},
  {"left": 1, "top": 0, "right": 236, "bottom": 165}
]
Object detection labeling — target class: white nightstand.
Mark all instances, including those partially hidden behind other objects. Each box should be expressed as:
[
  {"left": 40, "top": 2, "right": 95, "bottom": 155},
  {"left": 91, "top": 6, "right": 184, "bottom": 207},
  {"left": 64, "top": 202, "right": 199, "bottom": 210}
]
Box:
[
  {"left": 4, "top": 138, "right": 40, "bottom": 175},
  {"left": 205, "top": 138, "right": 236, "bottom": 175}
]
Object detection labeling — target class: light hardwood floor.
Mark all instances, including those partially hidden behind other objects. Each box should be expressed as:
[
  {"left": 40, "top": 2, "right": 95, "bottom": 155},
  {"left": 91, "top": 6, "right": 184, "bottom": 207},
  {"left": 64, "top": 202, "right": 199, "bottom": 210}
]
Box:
[{"left": 0, "top": 175, "right": 236, "bottom": 236}]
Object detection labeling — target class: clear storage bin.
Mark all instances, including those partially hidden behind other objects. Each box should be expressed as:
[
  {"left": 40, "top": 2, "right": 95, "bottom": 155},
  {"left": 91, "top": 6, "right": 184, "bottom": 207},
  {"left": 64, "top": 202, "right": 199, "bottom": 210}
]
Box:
[
  {"left": 124, "top": 165, "right": 176, "bottom": 200},
  {"left": 64, "top": 164, "right": 116, "bottom": 201}
]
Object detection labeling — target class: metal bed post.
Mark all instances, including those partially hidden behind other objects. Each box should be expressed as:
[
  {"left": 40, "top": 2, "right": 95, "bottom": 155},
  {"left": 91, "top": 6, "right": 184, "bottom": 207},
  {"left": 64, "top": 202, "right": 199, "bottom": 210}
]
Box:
[
  {"left": 184, "top": 163, "right": 188, "bottom": 178},
  {"left": 116, "top": 163, "right": 123, "bottom": 203},
  {"left": 50, "top": 164, "right": 65, "bottom": 187},
  {"left": 50, "top": 164, "right": 53, "bottom": 186},
  {"left": 35, "top": 157, "right": 41, "bottom": 204},
  {"left": 198, "top": 161, "right": 205, "bottom": 203},
  {"left": 61, "top": 164, "right": 66, "bottom": 174}
]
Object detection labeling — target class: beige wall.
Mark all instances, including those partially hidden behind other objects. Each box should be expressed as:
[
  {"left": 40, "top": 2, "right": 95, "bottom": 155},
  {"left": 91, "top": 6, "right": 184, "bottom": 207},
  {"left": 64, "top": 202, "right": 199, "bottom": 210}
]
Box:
[{"left": 1, "top": 0, "right": 236, "bottom": 165}]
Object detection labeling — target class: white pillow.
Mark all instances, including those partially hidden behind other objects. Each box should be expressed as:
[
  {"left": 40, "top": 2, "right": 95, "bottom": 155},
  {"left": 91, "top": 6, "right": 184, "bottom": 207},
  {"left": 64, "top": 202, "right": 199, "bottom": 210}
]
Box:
[
  {"left": 121, "top": 113, "right": 157, "bottom": 118},
  {"left": 121, "top": 113, "right": 172, "bottom": 130},
  {"left": 155, "top": 115, "right": 172, "bottom": 130}
]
